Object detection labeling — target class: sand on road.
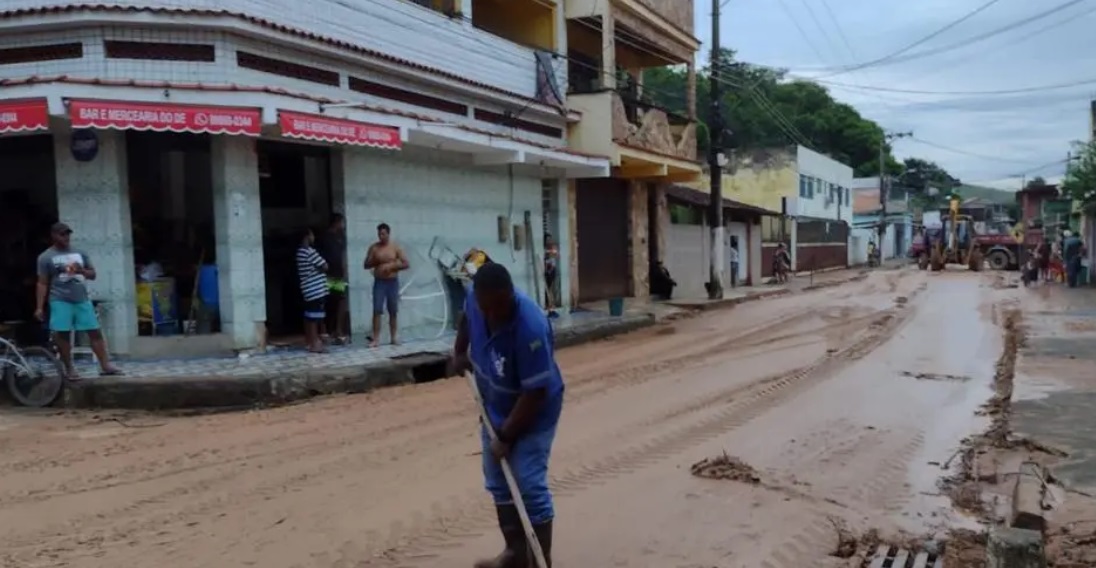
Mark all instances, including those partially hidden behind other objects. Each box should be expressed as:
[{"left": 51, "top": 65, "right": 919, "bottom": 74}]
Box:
[{"left": 0, "top": 268, "right": 1007, "bottom": 568}]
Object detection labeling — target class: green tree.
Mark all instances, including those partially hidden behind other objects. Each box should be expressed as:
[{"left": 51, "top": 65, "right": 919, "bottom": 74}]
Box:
[
  {"left": 642, "top": 49, "right": 905, "bottom": 175},
  {"left": 1025, "top": 176, "right": 1049, "bottom": 190},
  {"left": 1062, "top": 141, "right": 1096, "bottom": 211}
]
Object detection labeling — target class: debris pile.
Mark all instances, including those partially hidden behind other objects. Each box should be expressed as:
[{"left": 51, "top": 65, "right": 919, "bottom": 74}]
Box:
[{"left": 689, "top": 452, "right": 761, "bottom": 484}]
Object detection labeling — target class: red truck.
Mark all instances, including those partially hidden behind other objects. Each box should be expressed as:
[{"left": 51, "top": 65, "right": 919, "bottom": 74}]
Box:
[{"left": 910, "top": 224, "right": 1029, "bottom": 270}]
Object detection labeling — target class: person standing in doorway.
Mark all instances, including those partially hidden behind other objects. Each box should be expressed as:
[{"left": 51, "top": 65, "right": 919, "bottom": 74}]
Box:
[
  {"left": 297, "top": 228, "right": 329, "bottom": 353},
  {"left": 317, "top": 213, "right": 349, "bottom": 345},
  {"left": 364, "top": 223, "right": 409, "bottom": 346},
  {"left": 728, "top": 238, "right": 740, "bottom": 288},
  {"left": 34, "top": 222, "right": 123, "bottom": 379},
  {"left": 449, "top": 262, "right": 563, "bottom": 568}
]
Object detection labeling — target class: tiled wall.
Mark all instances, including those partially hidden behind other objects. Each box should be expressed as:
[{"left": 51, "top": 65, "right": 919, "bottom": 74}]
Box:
[
  {"left": 211, "top": 136, "right": 266, "bottom": 349},
  {"left": 52, "top": 128, "right": 138, "bottom": 354},
  {"left": 2, "top": 0, "right": 560, "bottom": 101},
  {"left": 340, "top": 146, "right": 561, "bottom": 342},
  {"left": 0, "top": 26, "right": 566, "bottom": 148}
]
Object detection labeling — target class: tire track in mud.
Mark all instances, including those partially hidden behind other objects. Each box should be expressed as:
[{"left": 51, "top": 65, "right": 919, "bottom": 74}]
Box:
[
  {"left": 359, "top": 293, "right": 922, "bottom": 567},
  {"left": 1, "top": 280, "right": 921, "bottom": 565},
  {"left": 0, "top": 307, "right": 836, "bottom": 516},
  {"left": 0, "top": 287, "right": 892, "bottom": 560},
  {"left": 0, "top": 298, "right": 824, "bottom": 508},
  {"left": 3, "top": 284, "right": 879, "bottom": 512},
  {"left": 757, "top": 434, "right": 927, "bottom": 568}
]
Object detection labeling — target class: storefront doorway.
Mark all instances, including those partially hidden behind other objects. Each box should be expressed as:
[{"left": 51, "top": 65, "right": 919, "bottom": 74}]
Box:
[
  {"left": 256, "top": 140, "right": 336, "bottom": 341},
  {"left": 125, "top": 131, "right": 216, "bottom": 338},
  {"left": 0, "top": 134, "right": 58, "bottom": 341}
]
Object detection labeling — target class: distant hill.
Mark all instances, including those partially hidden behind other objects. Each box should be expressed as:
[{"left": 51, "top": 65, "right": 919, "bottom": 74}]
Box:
[{"left": 952, "top": 184, "right": 1015, "bottom": 204}]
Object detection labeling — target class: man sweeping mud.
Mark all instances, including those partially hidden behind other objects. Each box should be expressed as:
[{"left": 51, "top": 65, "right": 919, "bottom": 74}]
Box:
[{"left": 449, "top": 262, "right": 564, "bottom": 567}]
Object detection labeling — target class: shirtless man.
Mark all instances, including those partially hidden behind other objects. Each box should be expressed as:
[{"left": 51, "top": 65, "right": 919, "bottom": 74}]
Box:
[{"left": 364, "top": 223, "right": 409, "bottom": 346}]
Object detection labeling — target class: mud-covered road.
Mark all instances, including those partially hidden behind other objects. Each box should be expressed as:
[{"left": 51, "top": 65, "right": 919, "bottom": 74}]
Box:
[{"left": 0, "top": 269, "right": 1010, "bottom": 568}]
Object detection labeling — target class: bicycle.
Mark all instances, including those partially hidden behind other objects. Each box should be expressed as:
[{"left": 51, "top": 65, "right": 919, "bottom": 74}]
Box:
[{"left": 1, "top": 335, "right": 66, "bottom": 408}]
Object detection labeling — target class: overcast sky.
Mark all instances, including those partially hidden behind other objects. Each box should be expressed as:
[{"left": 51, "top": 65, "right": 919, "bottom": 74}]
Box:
[{"left": 692, "top": 0, "right": 1096, "bottom": 189}]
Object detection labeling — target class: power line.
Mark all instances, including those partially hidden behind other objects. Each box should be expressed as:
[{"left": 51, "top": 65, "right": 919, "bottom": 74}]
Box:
[
  {"left": 903, "top": 2, "right": 1096, "bottom": 82},
  {"left": 796, "top": 0, "right": 844, "bottom": 63},
  {"left": 809, "top": 0, "right": 1005, "bottom": 78},
  {"left": 808, "top": 74, "right": 1096, "bottom": 95},
  {"left": 807, "top": 0, "right": 1089, "bottom": 77},
  {"left": 775, "top": 0, "right": 831, "bottom": 64},
  {"left": 906, "top": 137, "right": 1048, "bottom": 164},
  {"left": 817, "top": 0, "right": 859, "bottom": 60}
]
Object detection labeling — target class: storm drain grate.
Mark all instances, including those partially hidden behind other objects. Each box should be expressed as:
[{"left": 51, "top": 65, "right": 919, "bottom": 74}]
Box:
[{"left": 868, "top": 544, "right": 943, "bottom": 568}]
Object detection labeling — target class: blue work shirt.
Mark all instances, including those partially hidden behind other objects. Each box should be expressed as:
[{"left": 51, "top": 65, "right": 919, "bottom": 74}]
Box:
[{"left": 465, "top": 286, "right": 565, "bottom": 434}]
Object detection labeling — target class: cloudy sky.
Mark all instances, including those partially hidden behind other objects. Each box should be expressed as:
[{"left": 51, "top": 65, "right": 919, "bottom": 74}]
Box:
[{"left": 691, "top": 0, "right": 1096, "bottom": 189}]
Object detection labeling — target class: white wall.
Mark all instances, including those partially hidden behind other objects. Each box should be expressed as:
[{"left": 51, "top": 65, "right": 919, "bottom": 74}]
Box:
[
  {"left": 3, "top": 0, "right": 557, "bottom": 100},
  {"left": 849, "top": 225, "right": 896, "bottom": 265},
  {"left": 795, "top": 146, "right": 854, "bottom": 222},
  {"left": 666, "top": 221, "right": 709, "bottom": 300},
  {"left": 341, "top": 146, "right": 554, "bottom": 342}
]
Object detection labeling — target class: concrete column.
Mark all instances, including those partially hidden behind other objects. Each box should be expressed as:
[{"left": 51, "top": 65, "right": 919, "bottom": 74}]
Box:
[
  {"left": 601, "top": 13, "right": 616, "bottom": 90},
  {"left": 686, "top": 63, "right": 697, "bottom": 119},
  {"left": 628, "top": 181, "right": 649, "bottom": 298},
  {"left": 211, "top": 136, "right": 266, "bottom": 350},
  {"left": 339, "top": 147, "right": 373, "bottom": 340},
  {"left": 550, "top": 178, "right": 572, "bottom": 310},
  {"left": 53, "top": 128, "right": 138, "bottom": 355},
  {"left": 566, "top": 180, "right": 580, "bottom": 307}
]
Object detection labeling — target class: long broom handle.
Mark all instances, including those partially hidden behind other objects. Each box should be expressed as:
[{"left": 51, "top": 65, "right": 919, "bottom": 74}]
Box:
[{"left": 465, "top": 372, "right": 548, "bottom": 568}]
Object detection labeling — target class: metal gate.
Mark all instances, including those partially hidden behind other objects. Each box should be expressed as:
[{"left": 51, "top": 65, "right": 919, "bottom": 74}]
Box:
[{"left": 576, "top": 179, "right": 630, "bottom": 302}]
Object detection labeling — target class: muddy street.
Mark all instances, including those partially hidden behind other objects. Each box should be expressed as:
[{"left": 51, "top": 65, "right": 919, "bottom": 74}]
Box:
[{"left": 0, "top": 269, "right": 1010, "bottom": 568}]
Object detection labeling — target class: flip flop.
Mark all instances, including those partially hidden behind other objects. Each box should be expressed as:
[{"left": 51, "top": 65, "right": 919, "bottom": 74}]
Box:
[{"left": 99, "top": 368, "right": 125, "bottom": 377}]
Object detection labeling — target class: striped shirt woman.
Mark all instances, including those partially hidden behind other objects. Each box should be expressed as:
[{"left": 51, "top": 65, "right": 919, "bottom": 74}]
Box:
[{"left": 297, "top": 229, "right": 329, "bottom": 353}]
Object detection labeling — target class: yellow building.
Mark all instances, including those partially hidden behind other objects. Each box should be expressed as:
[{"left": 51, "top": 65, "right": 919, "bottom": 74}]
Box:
[{"left": 564, "top": 0, "right": 703, "bottom": 303}]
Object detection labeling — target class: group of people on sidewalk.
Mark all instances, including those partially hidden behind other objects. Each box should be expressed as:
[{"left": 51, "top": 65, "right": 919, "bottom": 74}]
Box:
[
  {"left": 296, "top": 214, "right": 409, "bottom": 353},
  {"left": 1023, "top": 231, "right": 1088, "bottom": 288}
]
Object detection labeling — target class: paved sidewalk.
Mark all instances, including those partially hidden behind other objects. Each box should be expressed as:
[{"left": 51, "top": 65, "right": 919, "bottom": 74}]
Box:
[
  {"left": 1011, "top": 287, "right": 1096, "bottom": 491},
  {"left": 62, "top": 310, "right": 654, "bottom": 410},
  {"left": 665, "top": 266, "right": 871, "bottom": 311}
]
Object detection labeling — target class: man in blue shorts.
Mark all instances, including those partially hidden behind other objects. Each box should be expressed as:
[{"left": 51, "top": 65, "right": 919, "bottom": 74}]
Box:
[
  {"left": 450, "top": 262, "right": 564, "bottom": 568},
  {"left": 34, "top": 222, "right": 123, "bottom": 379},
  {"left": 364, "top": 223, "right": 408, "bottom": 346}
]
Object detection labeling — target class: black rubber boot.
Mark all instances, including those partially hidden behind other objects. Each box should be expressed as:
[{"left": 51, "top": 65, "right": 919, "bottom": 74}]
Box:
[
  {"left": 474, "top": 505, "right": 529, "bottom": 568},
  {"left": 528, "top": 520, "right": 553, "bottom": 568}
]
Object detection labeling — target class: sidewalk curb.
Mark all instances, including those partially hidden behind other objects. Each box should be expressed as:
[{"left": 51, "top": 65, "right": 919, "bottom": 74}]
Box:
[
  {"left": 667, "top": 289, "right": 792, "bottom": 312},
  {"left": 62, "top": 314, "right": 655, "bottom": 411}
]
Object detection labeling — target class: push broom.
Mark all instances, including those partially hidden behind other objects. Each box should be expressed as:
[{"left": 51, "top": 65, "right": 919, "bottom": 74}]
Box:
[{"left": 465, "top": 372, "right": 549, "bottom": 568}]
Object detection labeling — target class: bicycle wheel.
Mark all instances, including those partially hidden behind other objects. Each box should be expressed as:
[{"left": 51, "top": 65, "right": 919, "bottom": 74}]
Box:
[{"left": 5, "top": 346, "right": 66, "bottom": 408}]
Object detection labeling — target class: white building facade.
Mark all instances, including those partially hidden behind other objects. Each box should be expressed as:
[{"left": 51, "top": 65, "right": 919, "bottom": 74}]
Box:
[{"left": 0, "top": 1, "right": 608, "bottom": 356}]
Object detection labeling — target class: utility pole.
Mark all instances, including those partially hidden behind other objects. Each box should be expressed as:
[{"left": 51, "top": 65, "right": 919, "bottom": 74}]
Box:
[
  {"left": 877, "top": 130, "right": 911, "bottom": 252},
  {"left": 706, "top": 0, "right": 725, "bottom": 300}
]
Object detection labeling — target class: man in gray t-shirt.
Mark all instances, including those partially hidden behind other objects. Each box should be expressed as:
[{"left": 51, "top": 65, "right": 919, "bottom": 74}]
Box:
[{"left": 35, "top": 222, "right": 122, "bottom": 379}]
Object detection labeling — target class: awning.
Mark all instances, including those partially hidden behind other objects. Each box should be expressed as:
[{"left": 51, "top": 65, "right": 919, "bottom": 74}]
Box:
[
  {"left": 409, "top": 123, "right": 609, "bottom": 178},
  {"left": 0, "top": 98, "right": 49, "bottom": 134},
  {"left": 279, "top": 111, "right": 401, "bottom": 150},
  {"left": 68, "top": 99, "right": 262, "bottom": 136}
]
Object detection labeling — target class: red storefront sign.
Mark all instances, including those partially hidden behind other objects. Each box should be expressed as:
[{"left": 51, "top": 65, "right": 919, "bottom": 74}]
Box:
[
  {"left": 69, "top": 100, "right": 262, "bottom": 136},
  {"left": 0, "top": 99, "right": 49, "bottom": 134},
  {"left": 279, "top": 111, "right": 401, "bottom": 149}
]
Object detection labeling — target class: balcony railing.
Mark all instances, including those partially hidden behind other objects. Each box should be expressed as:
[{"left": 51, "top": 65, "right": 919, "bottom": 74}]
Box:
[{"left": 611, "top": 91, "right": 696, "bottom": 161}]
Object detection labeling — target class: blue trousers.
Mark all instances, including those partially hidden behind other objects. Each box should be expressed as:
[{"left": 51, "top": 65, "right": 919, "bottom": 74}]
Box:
[
  {"left": 1067, "top": 257, "right": 1082, "bottom": 288},
  {"left": 481, "top": 425, "right": 557, "bottom": 525}
]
